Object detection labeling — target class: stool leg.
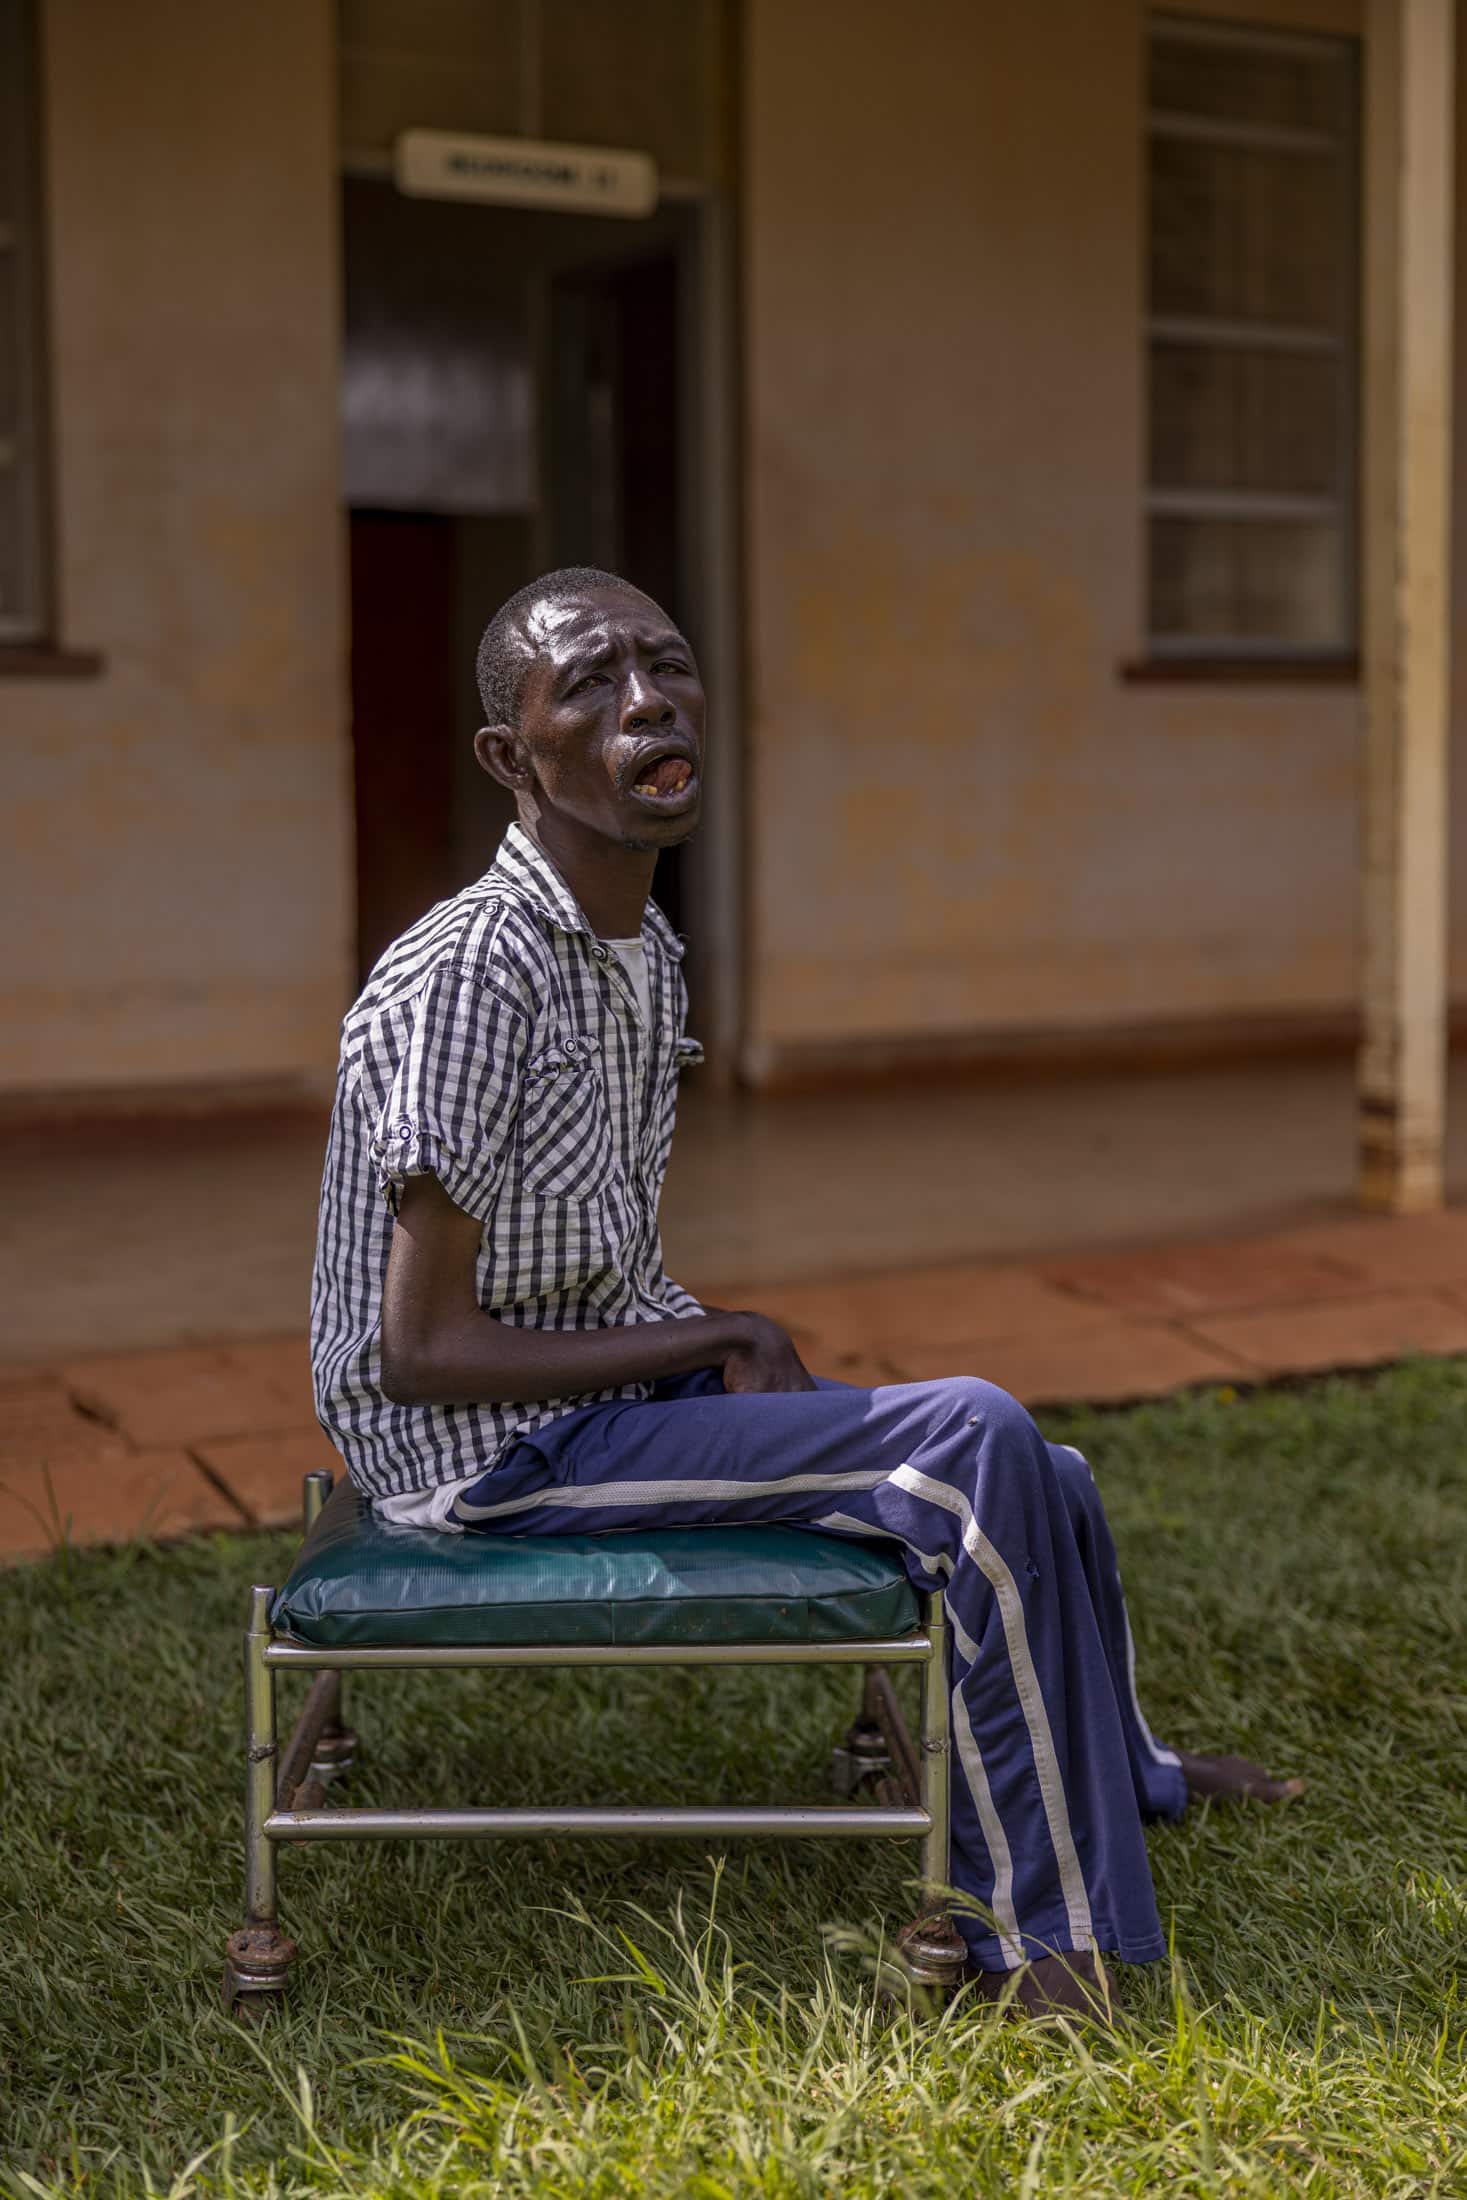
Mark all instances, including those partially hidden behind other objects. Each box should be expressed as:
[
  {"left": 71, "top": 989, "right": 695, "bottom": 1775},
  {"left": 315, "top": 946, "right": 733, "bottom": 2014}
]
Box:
[
  {"left": 295, "top": 1469, "right": 359, "bottom": 1792},
  {"left": 309, "top": 1673, "right": 357, "bottom": 1786},
  {"left": 830, "top": 1667, "right": 892, "bottom": 1796},
  {"left": 893, "top": 1590, "right": 967, "bottom": 1999},
  {"left": 223, "top": 1585, "right": 297, "bottom": 2012},
  {"left": 302, "top": 1468, "right": 333, "bottom": 1532}
]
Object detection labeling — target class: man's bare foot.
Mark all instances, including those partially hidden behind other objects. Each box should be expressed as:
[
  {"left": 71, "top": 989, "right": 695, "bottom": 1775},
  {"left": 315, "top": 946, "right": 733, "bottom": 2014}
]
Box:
[
  {"left": 1177, "top": 1748, "right": 1305, "bottom": 1804},
  {"left": 966, "top": 1950, "right": 1116, "bottom": 2024}
]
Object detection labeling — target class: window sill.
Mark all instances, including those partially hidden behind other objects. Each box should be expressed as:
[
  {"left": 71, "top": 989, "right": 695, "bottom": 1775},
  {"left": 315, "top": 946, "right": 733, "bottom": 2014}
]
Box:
[
  {"left": 1120, "top": 653, "right": 1359, "bottom": 686},
  {"left": 0, "top": 643, "right": 105, "bottom": 679}
]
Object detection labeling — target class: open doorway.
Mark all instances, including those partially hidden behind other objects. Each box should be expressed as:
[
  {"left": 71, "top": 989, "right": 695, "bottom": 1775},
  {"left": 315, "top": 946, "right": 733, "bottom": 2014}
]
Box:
[{"left": 341, "top": 175, "right": 727, "bottom": 1029}]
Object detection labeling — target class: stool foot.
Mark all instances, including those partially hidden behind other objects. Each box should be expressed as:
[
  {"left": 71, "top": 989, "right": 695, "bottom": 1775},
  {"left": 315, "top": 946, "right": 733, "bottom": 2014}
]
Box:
[
  {"left": 279, "top": 1721, "right": 360, "bottom": 1817},
  {"left": 222, "top": 1924, "right": 297, "bottom": 2015},
  {"left": 885, "top": 1911, "right": 969, "bottom": 2008},
  {"left": 310, "top": 1722, "right": 358, "bottom": 1782},
  {"left": 830, "top": 1715, "right": 890, "bottom": 1798}
]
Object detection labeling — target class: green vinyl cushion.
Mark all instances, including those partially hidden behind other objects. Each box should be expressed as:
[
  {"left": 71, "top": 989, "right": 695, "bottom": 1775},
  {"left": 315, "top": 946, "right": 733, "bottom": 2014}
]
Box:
[{"left": 272, "top": 1476, "right": 918, "bottom": 1651}]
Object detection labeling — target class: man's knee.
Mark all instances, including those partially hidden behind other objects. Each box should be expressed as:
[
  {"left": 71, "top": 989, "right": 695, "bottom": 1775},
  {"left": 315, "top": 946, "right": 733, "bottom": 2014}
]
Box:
[
  {"left": 923, "top": 1381, "right": 1104, "bottom": 1516},
  {"left": 926, "top": 1373, "right": 1040, "bottom": 1455}
]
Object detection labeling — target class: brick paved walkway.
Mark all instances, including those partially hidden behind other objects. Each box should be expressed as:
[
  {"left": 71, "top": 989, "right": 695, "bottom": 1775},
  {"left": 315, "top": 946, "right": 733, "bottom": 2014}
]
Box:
[{"left": 5, "top": 1206, "right": 1467, "bottom": 1562}]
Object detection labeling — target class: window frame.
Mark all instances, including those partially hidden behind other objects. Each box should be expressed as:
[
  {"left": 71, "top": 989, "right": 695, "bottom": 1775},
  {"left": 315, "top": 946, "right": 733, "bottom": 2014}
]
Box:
[
  {"left": 1142, "top": 12, "right": 1361, "bottom": 668},
  {"left": 0, "top": 0, "right": 55, "bottom": 651}
]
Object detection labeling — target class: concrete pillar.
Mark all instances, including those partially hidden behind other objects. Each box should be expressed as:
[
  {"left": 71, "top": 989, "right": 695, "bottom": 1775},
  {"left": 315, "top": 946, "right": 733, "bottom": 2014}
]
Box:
[{"left": 1359, "top": 0, "right": 1456, "bottom": 1211}]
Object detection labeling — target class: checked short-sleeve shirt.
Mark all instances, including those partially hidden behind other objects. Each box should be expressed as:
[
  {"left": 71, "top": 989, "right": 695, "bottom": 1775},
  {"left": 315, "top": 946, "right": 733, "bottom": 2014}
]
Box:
[{"left": 310, "top": 824, "right": 703, "bottom": 1509}]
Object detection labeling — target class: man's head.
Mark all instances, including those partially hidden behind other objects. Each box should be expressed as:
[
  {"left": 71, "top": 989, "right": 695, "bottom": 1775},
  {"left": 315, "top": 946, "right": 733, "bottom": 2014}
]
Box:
[{"left": 474, "top": 567, "right": 705, "bottom": 855}]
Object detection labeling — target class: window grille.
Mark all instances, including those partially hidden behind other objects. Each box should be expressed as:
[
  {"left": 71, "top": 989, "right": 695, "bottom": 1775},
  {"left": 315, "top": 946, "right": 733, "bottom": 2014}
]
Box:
[
  {"left": 1146, "top": 15, "right": 1359, "bottom": 657},
  {"left": 0, "top": 0, "right": 51, "bottom": 645}
]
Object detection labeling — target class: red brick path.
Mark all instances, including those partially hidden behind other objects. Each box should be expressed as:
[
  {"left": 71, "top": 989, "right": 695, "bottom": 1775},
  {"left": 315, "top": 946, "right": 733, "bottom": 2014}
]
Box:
[{"left": 5, "top": 1207, "right": 1467, "bottom": 1561}]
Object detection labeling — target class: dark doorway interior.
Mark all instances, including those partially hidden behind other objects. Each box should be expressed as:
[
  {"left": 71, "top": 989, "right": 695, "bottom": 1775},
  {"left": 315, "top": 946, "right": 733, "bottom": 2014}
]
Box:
[
  {"left": 349, "top": 511, "right": 525, "bottom": 976},
  {"left": 343, "top": 178, "right": 692, "bottom": 981},
  {"left": 349, "top": 512, "right": 452, "bottom": 976},
  {"left": 543, "top": 252, "right": 684, "bottom": 935}
]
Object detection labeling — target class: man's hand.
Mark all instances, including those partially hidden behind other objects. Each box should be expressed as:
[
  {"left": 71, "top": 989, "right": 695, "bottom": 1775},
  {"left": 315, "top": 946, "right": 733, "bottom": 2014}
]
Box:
[{"left": 719, "top": 1312, "right": 816, "bottom": 1394}]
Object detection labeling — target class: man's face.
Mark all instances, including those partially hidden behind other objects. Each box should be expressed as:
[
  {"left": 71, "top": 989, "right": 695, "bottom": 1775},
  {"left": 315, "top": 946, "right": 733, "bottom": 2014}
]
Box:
[{"left": 477, "top": 584, "right": 706, "bottom": 852}]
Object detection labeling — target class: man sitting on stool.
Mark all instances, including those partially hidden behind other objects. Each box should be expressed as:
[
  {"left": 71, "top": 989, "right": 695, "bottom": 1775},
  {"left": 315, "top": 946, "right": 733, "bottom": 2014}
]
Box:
[{"left": 311, "top": 566, "right": 1300, "bottom": 2017}]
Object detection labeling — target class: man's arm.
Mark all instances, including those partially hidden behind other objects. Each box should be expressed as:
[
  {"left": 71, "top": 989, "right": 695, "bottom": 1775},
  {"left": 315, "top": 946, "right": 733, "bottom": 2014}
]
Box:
[{"left": 380, "top": 1174, "right": 813, "bottom": 1404}]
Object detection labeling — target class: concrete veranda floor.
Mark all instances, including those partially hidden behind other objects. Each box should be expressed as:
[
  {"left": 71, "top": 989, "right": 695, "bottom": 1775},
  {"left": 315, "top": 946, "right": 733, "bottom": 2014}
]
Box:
[
  {"left": 5, "top": 1053, "right": 1467, "bottom": 1560},
  {"left": 9, "top": 1052, "right": 1467, "bottom": 1367}
]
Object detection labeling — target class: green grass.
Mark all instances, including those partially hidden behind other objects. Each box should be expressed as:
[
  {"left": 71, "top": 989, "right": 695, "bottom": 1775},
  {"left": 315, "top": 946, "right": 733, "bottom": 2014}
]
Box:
[{"left": 3, "top": 1359, "right": 1466, "bottom": 2197}]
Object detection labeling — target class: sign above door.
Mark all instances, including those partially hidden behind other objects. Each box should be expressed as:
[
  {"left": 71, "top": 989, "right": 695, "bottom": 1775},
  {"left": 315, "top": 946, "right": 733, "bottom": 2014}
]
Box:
[{"left": 394, "top": 130, "right": 658, "bottom": 219}]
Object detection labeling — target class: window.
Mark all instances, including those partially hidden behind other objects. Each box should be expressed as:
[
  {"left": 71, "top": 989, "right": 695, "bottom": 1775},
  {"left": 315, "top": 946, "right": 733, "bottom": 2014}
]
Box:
[
  {"left": 1145, "top": 15, "right": 1359, "bottom": 660},
  {"left": 0, "top": 0, "right": 52, "bottom": 645}
]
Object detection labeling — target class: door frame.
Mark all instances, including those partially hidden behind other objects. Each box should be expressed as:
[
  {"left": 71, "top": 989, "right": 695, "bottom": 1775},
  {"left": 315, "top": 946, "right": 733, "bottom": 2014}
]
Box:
[
  {"left": 338, "top": 154, "right": 745, "bottom": 1082},
  {"left": 669, "top": 182, "right": 743, "bottom": 1088}
]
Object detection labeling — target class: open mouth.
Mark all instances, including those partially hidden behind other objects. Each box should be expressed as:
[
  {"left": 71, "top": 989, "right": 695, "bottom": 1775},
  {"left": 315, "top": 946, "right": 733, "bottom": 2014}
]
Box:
[{"left": 629, "top": 751, "right": 698, "bottom": 806}]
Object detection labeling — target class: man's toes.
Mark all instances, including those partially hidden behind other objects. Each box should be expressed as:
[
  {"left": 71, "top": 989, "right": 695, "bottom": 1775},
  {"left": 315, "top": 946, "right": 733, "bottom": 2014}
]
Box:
[{"left": 1250, "top": 1770, "right": 1306, "bottom": 1804}]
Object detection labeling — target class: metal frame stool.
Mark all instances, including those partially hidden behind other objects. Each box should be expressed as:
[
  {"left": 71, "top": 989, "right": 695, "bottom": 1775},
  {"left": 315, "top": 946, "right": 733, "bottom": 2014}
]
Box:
[{"left": 223, "top": 1467, "right": 967, "bottom": 2009}]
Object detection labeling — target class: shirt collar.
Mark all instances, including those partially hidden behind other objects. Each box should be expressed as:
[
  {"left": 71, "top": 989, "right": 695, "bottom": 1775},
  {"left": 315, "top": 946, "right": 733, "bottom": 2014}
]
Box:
[{"left": 489, "top": 822, "right": 685, "bottom": 961}]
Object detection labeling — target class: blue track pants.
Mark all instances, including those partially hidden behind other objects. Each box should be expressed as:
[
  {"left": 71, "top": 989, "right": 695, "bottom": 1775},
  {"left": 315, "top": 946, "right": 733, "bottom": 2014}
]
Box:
[{"left": 450, "top": 1370, "right": 1188, "bottom": 1973}]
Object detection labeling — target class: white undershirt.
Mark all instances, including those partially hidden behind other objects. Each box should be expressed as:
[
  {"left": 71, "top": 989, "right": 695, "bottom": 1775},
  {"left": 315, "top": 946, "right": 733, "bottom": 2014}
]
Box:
[
  {"left": 376, "top": 1474, "right": 474, "bottom": 1531},
  {"left": 604, "top": 936, "right": 652, "bottom": 1027},
  {"left": 375, "top": 930, "right": 655, "bottom": 1532}
]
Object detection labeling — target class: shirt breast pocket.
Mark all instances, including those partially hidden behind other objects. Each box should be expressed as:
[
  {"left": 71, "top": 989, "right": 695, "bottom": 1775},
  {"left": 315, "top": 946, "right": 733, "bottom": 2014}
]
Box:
[{"left": 519, "top": 1040, "right": 615, "bottom": 1201}]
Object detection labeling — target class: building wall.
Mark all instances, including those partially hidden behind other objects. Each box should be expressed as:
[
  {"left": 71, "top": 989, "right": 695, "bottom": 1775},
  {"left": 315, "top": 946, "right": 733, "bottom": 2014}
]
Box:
[
  {"left": 10, "top": 0, "right": 1464, "bottom": 1102},
  {"left": 741, "top": 0, "right": 1462, "bottom": 1077},
  {"left": 2, "top": 0, "right": 349, "bottom": 1096}
]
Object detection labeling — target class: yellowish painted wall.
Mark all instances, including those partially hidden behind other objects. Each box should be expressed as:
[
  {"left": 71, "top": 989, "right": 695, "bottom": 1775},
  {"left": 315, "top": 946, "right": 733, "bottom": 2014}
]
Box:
[
  {"left": 742, "top": 0, "right": 1415, "bottom": 1072},
  {"left": 1, "top": 0, "right": 350, "bottom": 1094},
  {"left": 11, "top": 0, "right": 1463, "bottom": 1098}
]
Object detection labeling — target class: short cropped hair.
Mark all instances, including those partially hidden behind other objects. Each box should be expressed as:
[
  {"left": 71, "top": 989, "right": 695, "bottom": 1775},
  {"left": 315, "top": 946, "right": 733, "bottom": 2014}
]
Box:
[{"left": 475, "top": 566, "right": 660, "bottom": 728}]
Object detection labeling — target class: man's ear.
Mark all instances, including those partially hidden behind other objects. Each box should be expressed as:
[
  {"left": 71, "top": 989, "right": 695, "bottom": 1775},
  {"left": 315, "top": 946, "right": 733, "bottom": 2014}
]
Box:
[{"left": 475, "top": 724, "right": 529, "bottom": 792}]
